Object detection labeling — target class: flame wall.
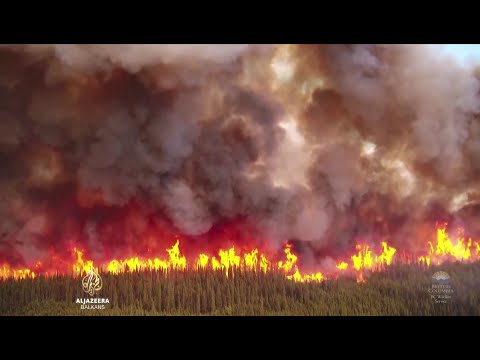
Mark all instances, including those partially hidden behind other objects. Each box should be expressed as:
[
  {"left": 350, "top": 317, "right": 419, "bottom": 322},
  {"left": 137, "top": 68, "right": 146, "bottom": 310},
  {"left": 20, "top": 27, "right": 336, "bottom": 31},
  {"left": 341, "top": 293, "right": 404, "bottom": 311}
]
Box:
[{"left": 1, "top": 44, "right": 480, "bottom": 271}]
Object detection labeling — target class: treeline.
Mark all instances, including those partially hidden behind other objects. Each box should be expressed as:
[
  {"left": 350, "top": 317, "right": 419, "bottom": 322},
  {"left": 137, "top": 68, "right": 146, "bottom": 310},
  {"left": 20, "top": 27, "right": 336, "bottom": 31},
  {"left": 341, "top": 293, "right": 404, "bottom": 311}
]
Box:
[{"left": 1, "top": 263, "right": 479, "bottom": 315}]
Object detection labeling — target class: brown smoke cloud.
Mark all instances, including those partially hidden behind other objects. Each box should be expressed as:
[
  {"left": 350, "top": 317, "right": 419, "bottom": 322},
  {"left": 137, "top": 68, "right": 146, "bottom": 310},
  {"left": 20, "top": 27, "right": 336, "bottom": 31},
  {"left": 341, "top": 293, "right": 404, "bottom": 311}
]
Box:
[{"left": 1, "top": 44, "right": 479, "bottom": 264}]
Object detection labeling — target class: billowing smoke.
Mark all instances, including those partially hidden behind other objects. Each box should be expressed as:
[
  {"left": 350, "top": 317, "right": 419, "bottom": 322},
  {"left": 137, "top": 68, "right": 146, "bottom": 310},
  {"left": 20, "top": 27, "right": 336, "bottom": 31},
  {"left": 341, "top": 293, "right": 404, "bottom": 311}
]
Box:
[{"left": 1, "top": 44, "right": 480, "bottom": 266}]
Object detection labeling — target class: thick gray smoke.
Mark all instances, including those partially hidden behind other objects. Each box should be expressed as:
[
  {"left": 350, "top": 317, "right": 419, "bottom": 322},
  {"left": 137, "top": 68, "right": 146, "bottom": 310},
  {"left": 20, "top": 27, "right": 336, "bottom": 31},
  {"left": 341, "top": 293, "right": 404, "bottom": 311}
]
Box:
[{"left": 1, "top": 44, "right": 480, "bottom": 264}]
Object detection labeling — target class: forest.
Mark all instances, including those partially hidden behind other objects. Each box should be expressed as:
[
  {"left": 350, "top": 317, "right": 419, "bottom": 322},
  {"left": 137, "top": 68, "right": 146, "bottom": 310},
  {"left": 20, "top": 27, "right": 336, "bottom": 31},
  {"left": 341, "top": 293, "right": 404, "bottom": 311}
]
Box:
[{"left": 1, "top": 262, "right": 479, "bottom": 315}]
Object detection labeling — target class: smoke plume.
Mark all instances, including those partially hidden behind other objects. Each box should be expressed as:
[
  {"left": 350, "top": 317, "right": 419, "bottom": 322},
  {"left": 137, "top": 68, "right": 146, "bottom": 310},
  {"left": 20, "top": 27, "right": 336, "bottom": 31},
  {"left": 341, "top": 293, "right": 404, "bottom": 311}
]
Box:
[{"left": 1, "top": 44, "right": 479, "bottom": 265}]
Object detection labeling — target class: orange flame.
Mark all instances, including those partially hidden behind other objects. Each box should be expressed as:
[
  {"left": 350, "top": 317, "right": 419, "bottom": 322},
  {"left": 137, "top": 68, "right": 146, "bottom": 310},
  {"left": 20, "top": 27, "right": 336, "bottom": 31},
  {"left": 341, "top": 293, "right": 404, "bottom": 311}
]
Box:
[
  {"left": 350, "top": 242, "right": 397, "bottom": 282},
  {"left": 196, "top": 254, "right": 209, "bottom": 270},
  {"left": 1, "top": 223, "right": 479, "bottom": 284},
  {"left": 244, "top": 249, "right": 259, "bottom": 272},
  {"left": 277, "top": 244, "right": 297, "bottom": 273},
  {"left": 260, "top": 254, "right": 270, "bottom": 274},
  {"left": 417, "top": 223, "right": 479, "bottom": 266},
  {"left": 72, "top": 247, "right": 95, "bottom": 276},
  {"left": 0, "top": 264, "right": 36, "bottom": 281}
]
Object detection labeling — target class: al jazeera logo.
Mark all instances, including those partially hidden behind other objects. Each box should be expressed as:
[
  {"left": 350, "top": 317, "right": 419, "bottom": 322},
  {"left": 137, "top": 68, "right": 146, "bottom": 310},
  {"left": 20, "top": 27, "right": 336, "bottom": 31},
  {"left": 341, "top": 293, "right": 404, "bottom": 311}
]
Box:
[
  {"left": 75, "top": 268, "right": 110, "bottom": 310},
  {"left": 428, "top": 271, "right": 454, "bottom": 304}
]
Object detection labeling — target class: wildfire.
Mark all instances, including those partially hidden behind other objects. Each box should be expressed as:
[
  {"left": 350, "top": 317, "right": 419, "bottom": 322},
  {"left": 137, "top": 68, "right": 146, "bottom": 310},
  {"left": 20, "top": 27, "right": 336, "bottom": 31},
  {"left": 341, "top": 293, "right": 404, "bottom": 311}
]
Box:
[
  {"left": 0, "top": 264, "right": 36, "bottom": 281},
  {"left": 72, "top": 248, "right": 96, "bottom": 276},
  {"left": 244, "top": 249, "right": 259, "bottom": 272},
  {"left": 260, "top": 254, "right": 270, "bottom": 274},
  {"left": 1, "top": 224, "right": 479, "bottom": 284},
  {"left": 350, "top": 242, "right": 397, "bottom": 271},
  {"left": 417, "top": 223, "right": 479, "bottom": 266},
  {"left": 196, "top": 254, "right": 209, "bottom": 270},
  {"left": 277, "top": 243, "right": 325, "bottom": 283},
  {"left": 418, "top": 256, "right": 431, "bottom": 267},
  {"left": 278, "top": 244, "right": 298, "bottom": 273},
  {"left": 346, "top": 241, "right": 398, "bottom": 282}
]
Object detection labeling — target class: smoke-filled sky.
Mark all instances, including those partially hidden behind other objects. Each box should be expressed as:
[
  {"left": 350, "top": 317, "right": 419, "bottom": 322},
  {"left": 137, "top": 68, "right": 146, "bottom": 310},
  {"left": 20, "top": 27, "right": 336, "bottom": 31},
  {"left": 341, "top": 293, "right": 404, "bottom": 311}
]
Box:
[
  {"left": 442, "top": 44, "right": 480, "bottom": 64},
  {"left": 1, "top": 44, "right": 480, "bottom": 267}
]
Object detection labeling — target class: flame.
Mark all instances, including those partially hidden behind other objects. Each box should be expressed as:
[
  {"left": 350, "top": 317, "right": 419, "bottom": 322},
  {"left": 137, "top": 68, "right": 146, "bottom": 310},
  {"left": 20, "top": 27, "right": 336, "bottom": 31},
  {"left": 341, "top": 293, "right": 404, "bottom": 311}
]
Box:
[
  {"left": 432, "top": 225, "right": 471, "bottom": 261},
  {"left": 260, "top": 254, "right": 270, "bottom": 274},
  {"left": 278, "top": 244, "right": 298, "bottom": 273},
  {"left": 107, "top": 259, "right": 121, "bottom": 274},
  {"left": 166, "top": 240, "right": 187, "bottom": 271},
  {"left": 106, "top": 242, "right": 178, "bottom": 274},
  {"left": 379, "top": 242, "right": 397, "bottom": 266},
  {"left": 351, "top": 242, "right": 397, "bottom": 271},
  {"left": 196, "top": 254, "right": 209, "bottom": 270},
  {"left": 73, "top": 248, "right": 95, "bottom": 276},
  {"left": 352, "top": 245, "right": 372, "bottom": 271},
  {"left": 0, "top": 264, "right": 36, "bottom": 281},
  {"left": 244, "top": 249, "right": 258, "bottom": 272},
  {"left": 276, "top": 243, "right": 324, "bottom": 283},
  {"left": 287, "top": 269, "right": 324, "bottom": 283},
  {"left": 417, "top": 223, "right": 479, "bottom": 266},
  {"left": 350, "top": 242, "right": 398, "bottom": 282},
  {"left": 212, "top": 257, "right": 221, "bottom": 271},
  {"left": 219, "top": 247, "right": 241, "bottom": 277},
  {"left": 418, "top": 256, "right": 431, "bottom": 267},
  {"left": 1, "top": 223, "right": 479, "bottom": 284}
]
